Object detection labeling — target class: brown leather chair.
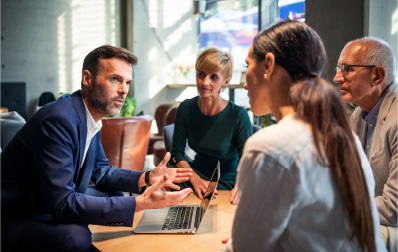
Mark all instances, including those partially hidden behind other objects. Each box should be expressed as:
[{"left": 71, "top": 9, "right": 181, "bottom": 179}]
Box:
[
  {"left": 147, "top": 102, "right": 180, "bottom": 155},
  {"left": 101, "top": 116, "right": 152, "bottom": 171}
]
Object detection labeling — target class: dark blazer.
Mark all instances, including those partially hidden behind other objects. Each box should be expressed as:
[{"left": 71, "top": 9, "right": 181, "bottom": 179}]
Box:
[{"left": 1, "top": 91, "right": 143, "bottom": 227}]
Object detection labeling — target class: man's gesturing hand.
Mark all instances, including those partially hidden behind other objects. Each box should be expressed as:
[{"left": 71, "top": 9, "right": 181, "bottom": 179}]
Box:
[
  {"left": 135, "top": 174, "right": 193, "bottom": 212},
  {"left": 149, "top": 152, "right": 192, "bottom": 190}
]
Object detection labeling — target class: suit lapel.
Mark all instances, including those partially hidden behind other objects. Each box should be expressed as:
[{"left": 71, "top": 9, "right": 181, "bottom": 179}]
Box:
[
  {"left": 370, "top": 83, "right": 397, "bottom": 158},
  {"left": 75, "top": 134, "right": 98, "bottom": 193},
  {"left": 71, "top": 91, "right": 88, "bottom": 169},
  {"left": 352, "top": 109, "right": 367, "bottom": 149},
  {"left": 78, "top": 124, "right": 87, "bottom": 169}
]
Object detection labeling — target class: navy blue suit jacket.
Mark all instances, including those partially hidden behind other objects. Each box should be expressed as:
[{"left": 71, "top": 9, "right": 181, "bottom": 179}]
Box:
[{"left": 1, "top": 91, "right": 143, "bottom": 227}]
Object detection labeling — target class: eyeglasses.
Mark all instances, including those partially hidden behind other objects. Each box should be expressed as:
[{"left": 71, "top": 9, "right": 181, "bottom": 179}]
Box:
[{"left": 335, "top": 63, "right": 376, "bottom": 76}]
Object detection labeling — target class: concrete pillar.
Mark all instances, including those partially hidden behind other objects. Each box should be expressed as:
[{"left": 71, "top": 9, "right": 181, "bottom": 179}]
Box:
[
  {"left": 365, "top": 0, "right": 398, "bottom": 82},
  {"left": 306, "top": 0, "right": 365, "bottom": 83},
  {"left": 306, "top": 0, "right": 397, "bottom": 83}
]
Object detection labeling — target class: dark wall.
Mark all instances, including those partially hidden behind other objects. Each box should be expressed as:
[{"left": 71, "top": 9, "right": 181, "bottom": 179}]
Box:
[
  {"left": 1, "top": 0, "right": 66, "bottom": 119},
  {"left": 306, "top": 0, "right": 365, "bottom": 83}
]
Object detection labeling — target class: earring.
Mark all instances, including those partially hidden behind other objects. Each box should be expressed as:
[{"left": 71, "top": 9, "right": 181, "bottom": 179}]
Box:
[{"left": 264, "top": 74, "right": 268, "bottom": 78}]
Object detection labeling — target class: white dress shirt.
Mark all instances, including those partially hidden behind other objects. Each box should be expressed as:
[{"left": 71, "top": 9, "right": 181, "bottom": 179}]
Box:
[
  {"left": 81, "top": 97, "right": 102, "bottom": 167},
  {"left": 223, "top": 113, "right": 386, "bottom": 252}
]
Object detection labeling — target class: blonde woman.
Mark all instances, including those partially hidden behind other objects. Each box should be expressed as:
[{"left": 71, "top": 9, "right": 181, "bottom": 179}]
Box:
[{"left": 171, "top": 48, "right": 252, "bottom": 203}]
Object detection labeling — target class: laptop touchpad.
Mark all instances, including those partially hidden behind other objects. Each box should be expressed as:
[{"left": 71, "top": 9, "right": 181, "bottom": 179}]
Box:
[{"left": 141, "top": 212, "right": 164, "bottom": 223}]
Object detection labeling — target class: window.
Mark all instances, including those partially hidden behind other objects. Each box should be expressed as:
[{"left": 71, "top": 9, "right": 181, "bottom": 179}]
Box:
[
  {"left": 200, "top": 0, "right": 258, "bottom": 107},
  {"left": 199, "top": 0, "right": 305, "bottom": 107},
  {"left": 279, "top": 0, "right": 305, "bottom": 22}
]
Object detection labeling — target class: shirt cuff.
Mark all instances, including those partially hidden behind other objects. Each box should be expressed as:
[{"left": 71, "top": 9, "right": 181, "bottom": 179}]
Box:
[
  {"left": 172, "top": 155, "right": 186, "bottom": 166},
  {"left": 222, "top": 239, "right": 234, "bottom": 252}
]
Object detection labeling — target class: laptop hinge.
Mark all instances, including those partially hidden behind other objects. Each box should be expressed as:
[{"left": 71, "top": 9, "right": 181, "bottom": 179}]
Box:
[{"left": 194, "top": 207, "right": 200, "bottom": 228}]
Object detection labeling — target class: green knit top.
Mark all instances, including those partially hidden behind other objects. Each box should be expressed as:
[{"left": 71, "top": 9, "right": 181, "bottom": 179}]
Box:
[{"left": 171, "top": 96, "right": 253, "bottom": 190}]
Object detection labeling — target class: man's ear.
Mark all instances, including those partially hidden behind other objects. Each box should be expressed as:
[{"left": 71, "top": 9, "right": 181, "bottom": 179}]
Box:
[
  {"left": 264, "top": 52, "right": 275, "bottom": 78},
  {"left": 82, "top": 70, "right": 93, "bottom": 88},
  {"left": 372, "top": 66, "right": 386, "bottom": 86}
]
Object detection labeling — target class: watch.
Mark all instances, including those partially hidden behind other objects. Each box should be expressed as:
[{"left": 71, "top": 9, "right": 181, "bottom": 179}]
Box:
[{"left": 145, "top": 170, "right": 152, "bottom": 187}]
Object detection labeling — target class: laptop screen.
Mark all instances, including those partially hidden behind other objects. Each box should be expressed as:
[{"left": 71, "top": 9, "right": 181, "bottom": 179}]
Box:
[{"left": 196, "top": 161, "right": 220, "bottom": 229}]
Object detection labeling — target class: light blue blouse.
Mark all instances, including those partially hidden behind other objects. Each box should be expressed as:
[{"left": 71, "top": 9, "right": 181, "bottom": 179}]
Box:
[{"left": 223, "top": 113, "right": 386, "bottom": 252}]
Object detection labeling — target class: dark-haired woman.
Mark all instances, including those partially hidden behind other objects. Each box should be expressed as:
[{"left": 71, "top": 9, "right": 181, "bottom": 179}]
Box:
[{"left": 222, "top": 20, "right": 386, "bottom": 252}]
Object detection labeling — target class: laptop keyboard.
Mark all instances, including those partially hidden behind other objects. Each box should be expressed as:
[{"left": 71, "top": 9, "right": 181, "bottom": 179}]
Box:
[{"left": 162, "top": 206, "right": 194, "bottom": 230}]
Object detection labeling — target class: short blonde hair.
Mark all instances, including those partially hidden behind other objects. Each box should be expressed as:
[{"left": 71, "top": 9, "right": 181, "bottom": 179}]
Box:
[{"left": 195, "top": 48, "right": 234, "bottom": 92}]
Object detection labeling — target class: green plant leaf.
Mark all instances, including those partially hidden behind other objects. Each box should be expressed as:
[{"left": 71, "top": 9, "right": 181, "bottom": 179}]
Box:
[{"left": 121, "top": 96, "right": 136, "bottom": 117}]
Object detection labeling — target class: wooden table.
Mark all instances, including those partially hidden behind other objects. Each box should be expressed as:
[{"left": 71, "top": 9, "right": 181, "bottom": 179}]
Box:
[{"left": 89, "top": 191, "right": 236, "bottom": 252}]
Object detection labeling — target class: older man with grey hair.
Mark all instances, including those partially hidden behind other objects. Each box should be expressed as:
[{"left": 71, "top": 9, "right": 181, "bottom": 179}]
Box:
[{"left": 334, "top": 37, "right": 397, "bottom": 250}]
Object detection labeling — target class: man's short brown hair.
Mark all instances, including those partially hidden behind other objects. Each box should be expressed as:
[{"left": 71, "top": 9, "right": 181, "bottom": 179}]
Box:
[{"left": 81, "top": 45, "right": 138, "bottom": 87}]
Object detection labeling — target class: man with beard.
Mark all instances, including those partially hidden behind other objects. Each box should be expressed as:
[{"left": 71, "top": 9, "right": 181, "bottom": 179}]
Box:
[{"left": 1, "top": 45, "right": 193, "bottom": 252}]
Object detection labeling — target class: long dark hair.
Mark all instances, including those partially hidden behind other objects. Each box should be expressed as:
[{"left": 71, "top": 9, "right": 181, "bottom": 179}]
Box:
[{"left": 253, "top": 20, "right": 375, "bottom": 251}]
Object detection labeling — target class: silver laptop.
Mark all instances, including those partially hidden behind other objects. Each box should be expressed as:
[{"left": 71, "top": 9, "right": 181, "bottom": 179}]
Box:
[{"left": 134, "top": 162, "right": 220, "bottom": 234}]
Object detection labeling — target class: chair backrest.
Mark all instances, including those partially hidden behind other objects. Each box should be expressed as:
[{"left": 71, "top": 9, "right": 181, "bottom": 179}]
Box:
[
  {"left": 165, "top": 106, "right": 178, "bottom": 126},
  {"left": 154, "top": 102, "right": 180, "bottom": 136},
  {"left": 101, "top": 116, "right": 152, "bottom": 171},
  {"left": 163, "top": 124, "right": 193, "bottom": 164},
  {"left": 1, "top": 82, "right": 27, "bottom": 119},
  {"left": 252, "top": 124, "right": 262, "bottom": 134},
  {"left": 1, "top": 120, "right": 25, "bottom": 150},
  {"left": 163, "top": 124, "right": 175, "bottom": 154},
  {"left": 38, "top": 92, "right": 56, "bottom": 106}
]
